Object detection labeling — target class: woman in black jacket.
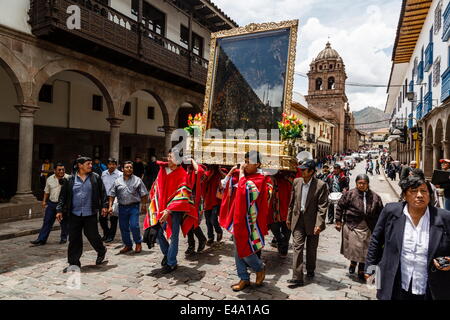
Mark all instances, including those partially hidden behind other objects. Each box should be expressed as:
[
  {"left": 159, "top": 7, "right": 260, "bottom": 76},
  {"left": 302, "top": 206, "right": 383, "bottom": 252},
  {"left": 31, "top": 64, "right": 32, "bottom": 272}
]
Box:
[{"left": 365, "top": 175, "right": 450, "bottom": 300}]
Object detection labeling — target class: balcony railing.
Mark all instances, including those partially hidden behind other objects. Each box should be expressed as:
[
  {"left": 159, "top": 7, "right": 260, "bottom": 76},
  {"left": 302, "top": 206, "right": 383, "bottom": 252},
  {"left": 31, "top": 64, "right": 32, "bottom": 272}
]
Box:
[
  {"left": 441, "top": 66, "right": 450, "bottom": 102},
  {"left": 29, "top": 0, "right": 209, "bottom": 87},
  {"left": 443, "top": 2, "right": 450, "bottom": 41},
  {"left": 424, "top": 91, "right": 432, "bottom": 115},
  {"left": 424, "top": 42, "right": 433, "bottom": 72},
  {"left": 416, "top": 61, "right": 424, "bottom": 84},
  {"left": 416, "top": 102, "right": 423, "bottom": 120}
]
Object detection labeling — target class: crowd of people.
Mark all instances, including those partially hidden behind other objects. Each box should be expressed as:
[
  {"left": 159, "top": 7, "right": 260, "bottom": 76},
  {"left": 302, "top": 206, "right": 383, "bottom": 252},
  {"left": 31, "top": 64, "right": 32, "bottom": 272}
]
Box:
[{"left": 30, "top": 149, "right": 450, "bottom": 300}]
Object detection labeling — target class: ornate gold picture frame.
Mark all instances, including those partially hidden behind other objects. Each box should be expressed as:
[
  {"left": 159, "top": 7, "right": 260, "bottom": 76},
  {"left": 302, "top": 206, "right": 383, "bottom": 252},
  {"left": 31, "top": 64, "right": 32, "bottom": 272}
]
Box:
[
  {"left": 192, "top": 20, "right": 299, "bottom": 171},
  {"left": 202, "top": 20, "right": 299, "bottom": 130}
]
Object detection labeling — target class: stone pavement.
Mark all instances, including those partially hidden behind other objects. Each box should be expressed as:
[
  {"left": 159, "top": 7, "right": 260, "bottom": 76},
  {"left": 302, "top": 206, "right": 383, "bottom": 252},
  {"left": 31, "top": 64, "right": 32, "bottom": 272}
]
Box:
[{"left": 0, "top": 162, "right": 397, "bottom": 300}]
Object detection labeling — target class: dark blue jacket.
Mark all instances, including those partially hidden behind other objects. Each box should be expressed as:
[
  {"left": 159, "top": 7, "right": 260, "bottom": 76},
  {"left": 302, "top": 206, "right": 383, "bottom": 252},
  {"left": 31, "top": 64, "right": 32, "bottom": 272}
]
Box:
[{"left": 366, "top": 202, "right": 450, "bottom": 300}]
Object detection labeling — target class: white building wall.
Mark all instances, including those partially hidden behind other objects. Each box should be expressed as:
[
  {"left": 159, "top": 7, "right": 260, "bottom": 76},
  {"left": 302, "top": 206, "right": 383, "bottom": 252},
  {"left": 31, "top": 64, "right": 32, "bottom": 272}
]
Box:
[
  {"left": 390, "top": 0, "right": 449, "bottom": 126},
  {"left": 0, "top": 0, "right": 32, "bottom": 34}
]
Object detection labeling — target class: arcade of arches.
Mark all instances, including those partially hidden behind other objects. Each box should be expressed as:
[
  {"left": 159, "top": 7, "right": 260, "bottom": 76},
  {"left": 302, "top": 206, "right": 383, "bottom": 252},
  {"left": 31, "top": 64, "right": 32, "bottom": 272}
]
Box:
[
  {"left": 0, "top": 28, "right": 203, "bottom": 216},
  {"left": 389, "top": 107, "right": 450, "bottom": 178}
]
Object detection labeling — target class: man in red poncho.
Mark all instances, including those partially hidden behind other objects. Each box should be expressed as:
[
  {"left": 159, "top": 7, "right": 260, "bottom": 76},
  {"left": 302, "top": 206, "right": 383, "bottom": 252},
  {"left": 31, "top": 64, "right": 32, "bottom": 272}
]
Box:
[
  {"left": 219, "top": 151, "right": 270, "bottom": 291},
  {"left": 268, "top": 172, "right": 293, "bottom": 257},
  {"left": 185, "top": 158, "right": 207, "bottom": 255},
  {"left": 143, "top": 149, "right": 198, "bottom": 273},
  {"left": 203, "top": 165, "right": 225, "bottom": 245}
]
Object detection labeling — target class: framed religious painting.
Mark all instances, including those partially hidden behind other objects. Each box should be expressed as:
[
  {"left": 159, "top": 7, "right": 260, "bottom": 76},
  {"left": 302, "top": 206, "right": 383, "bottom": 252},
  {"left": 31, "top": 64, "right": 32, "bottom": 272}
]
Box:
[{"left": 194, "top": 20, "right": 299, "bottom": 170}]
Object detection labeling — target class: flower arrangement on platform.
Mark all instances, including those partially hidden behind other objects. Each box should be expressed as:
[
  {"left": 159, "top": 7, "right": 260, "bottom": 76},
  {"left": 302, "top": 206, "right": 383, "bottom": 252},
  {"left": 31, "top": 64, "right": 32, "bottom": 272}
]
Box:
[
  {"left": 278, "top": 113, "right": 304, "bottom": 140},
  {"left": 184, "top": 113, "right": 205, "bottom": 136},
  {"left": 277, "top": 113, "right": 304, "bottom": 156}
]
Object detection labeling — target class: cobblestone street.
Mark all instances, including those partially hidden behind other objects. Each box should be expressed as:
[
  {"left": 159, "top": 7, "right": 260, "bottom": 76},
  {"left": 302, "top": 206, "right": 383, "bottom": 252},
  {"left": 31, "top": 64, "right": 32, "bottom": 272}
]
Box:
[{"left": 0, "top": 162, "right": 398, "bottom": 300}]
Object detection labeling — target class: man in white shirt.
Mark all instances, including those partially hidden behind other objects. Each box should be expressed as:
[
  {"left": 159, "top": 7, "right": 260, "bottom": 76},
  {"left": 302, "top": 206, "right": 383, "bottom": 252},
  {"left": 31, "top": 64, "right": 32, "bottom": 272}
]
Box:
[
  {"left": 100, "top": 158, "right": 122, "bottom": 243},
  {"left": 31, "top": 163, "right": 70, "bottom": 246}
]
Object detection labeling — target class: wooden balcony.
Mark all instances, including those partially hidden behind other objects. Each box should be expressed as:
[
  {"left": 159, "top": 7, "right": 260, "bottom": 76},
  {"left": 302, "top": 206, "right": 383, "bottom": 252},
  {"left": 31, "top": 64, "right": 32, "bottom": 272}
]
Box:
[{"left": 29, "top": 0, "right": 209, "bottom": 92}]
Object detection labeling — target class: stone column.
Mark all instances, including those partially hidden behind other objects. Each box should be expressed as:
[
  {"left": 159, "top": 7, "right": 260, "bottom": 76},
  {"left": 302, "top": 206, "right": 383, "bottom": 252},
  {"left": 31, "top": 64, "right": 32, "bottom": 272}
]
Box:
[
  {"left": 107, "top": 117, "right": 123, "bottom": 162},
  {"left": 442, "top": 140, "right": 450, "bottom": 159},
  {"left": 433, "top": 143, "right": 442, "bottom": 170},
  {"left": 163, "top": 126, "right": 176, "bottom": 153},
  {"left": 11, "top": 104, "right": 40, "bottom": 203}
]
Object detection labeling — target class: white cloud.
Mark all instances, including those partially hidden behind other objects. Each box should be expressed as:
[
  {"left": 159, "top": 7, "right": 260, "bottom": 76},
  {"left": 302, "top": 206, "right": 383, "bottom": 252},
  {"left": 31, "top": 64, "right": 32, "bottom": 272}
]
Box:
[{"left": 212, "top": 0, "right": 401, "bottom": 112}]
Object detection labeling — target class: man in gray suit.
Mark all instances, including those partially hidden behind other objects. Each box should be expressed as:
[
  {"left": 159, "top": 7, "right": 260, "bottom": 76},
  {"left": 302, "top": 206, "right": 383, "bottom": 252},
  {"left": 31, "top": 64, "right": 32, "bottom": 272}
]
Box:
[{"left": 287, "top": 160, "right": 329, "bottom": 288}]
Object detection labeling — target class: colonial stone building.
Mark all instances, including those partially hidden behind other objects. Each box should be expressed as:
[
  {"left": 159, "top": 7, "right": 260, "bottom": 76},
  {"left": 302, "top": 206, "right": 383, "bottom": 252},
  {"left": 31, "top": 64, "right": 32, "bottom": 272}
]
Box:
[
  {"left": 0, "top": 0, "right": 237, "bottom": 222},
  {"left": 305, "top": 42, "right": 359, "bottom": 154}
]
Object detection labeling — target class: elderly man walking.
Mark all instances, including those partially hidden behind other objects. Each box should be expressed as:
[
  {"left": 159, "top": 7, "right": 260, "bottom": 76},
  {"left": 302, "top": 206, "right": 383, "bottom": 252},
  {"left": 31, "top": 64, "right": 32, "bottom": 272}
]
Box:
[{"left": 287, "top": 160, "right": 329, "bottom": 288}]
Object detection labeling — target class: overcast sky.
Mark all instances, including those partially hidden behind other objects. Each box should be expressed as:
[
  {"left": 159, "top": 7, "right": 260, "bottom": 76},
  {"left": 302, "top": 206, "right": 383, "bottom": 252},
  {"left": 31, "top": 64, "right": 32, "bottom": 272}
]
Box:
[{"left": 212, "top": 0, "right": 402, "bottom": 112}]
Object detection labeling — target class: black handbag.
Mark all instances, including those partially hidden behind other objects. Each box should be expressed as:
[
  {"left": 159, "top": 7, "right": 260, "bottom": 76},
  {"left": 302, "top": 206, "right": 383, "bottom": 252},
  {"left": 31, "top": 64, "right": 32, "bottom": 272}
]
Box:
[{"left": 143, "top": 223, "right": 162, "bottom": 249}]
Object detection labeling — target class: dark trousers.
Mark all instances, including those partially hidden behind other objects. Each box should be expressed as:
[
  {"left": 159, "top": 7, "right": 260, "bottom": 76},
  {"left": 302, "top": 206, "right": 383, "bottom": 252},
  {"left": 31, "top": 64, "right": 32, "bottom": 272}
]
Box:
[
  {"left": 68, "top": 213, "right": 106, "bottom": 266},
  {"left": 187, "top": 226, "right": 206, "bottom": 248},
  {"left": 37, "top": 201, "right": 68, "bottom": 242},
  {"left": 292, "top": 225, "right": 319, "bottom": 281},
  {"left": 270, "top": 221, "right": 291, "bottom": 254},
  {"left": 99, "top": 215, "right": 118, "bottom": 239},
  {"left": 204, "top": 205, "right": 223, "bottom": 240},
  {"left": 392, "top": 279, "right": 427, "bottom": 300},
  {"left": 328, "top": 203, "right": 335, "bottom": 223}
]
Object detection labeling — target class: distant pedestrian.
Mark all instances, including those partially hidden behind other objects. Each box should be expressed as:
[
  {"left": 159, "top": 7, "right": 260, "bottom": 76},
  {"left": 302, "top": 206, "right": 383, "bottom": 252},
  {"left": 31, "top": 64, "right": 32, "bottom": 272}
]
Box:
[
  {"left": 109, "top": 161, "right": 148, "bottom": 254},
  {"left": 375, "top": 160, "right": 380, "bottom": 175},
  {"left": 39, "top": 159, "right": 53, "bottom": 192},
  {"left": 133, "top": 156, "right": 145, "bottom": 180},
  {"left": 100, "top": 158, "right": 122, "bottom": 243},
  {"left": 436, "top": 159, "right": 450, "bottom": 211},
  {"left": 31, "top": 163, "right": 70, "bottom": 246},
  {"left": 56, "top": 157, "right": 108, "bottom": 272},
  {"left": 400, "top": 161, "right": 417, "bottom": 182},
  {"left": 144, "top": 156, "right": 159, "bottom": 190},
  {"left": 325, "top": 164, "right": 349, "bottom": 224},
  {"left": 93, "top": 158, "right": 107, "bottom": 176}
]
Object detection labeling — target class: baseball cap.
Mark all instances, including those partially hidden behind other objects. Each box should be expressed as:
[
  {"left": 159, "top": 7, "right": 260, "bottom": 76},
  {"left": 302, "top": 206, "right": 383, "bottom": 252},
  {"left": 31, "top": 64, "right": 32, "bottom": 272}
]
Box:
[
  {"left": 440, "top": 159, "right": 450, "bottom": 163},
  {"left": 299, "top": 159, "right": 316, "bottom": 170}
]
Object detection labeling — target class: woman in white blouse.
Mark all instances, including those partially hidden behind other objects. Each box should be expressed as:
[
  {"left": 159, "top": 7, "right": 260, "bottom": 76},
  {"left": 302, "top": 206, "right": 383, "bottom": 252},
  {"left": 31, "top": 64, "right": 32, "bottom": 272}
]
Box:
[{"left": 365, "top": 175, "right": 450, "bottom": 300}]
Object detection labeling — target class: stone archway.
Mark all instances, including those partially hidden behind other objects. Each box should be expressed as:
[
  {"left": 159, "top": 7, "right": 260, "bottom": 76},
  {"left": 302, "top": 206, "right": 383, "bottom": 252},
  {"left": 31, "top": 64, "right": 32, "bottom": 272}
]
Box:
[
  {"left": 445, "top": 115, "right": 450, "bottom": 159},
  {"left": 175, "top": 101, "right": 202, "bottom": 129},
  {"left": 0, "top": 51, "right": 27, "bottom": 201},
  {"left": 424, "top": 125, "right": 434, "bottom": 178},
  {"left": 0, "top": 42, "right": 26, "bottom": 105},
  {"left": 31, "top": 60, "right": 115, "bottom": 117}
]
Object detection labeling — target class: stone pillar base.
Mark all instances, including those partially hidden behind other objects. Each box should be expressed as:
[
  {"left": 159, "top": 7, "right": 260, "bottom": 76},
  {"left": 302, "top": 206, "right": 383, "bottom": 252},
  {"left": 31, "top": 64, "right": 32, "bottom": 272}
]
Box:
[{"left": 10, "top": 193, "right": 38, "bottom": 204}]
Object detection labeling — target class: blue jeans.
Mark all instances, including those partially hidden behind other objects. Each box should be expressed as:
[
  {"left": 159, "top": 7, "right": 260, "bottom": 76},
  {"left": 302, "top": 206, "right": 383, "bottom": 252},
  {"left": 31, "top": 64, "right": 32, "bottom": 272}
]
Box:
[
  {"left": 234, "top": 242, "right": 264, "bottom": 281},
  {"left": 157, "top": 211, "right": 183, "bottom": 267},
  {"left": 118, "top": 204, "right": 142, "bottom": 247},
  {"left": 37, "top": 201, "right": 68, "bottom": 242},
  {"left": 205, "top": 205, "right": 222, "bottom": 240}
]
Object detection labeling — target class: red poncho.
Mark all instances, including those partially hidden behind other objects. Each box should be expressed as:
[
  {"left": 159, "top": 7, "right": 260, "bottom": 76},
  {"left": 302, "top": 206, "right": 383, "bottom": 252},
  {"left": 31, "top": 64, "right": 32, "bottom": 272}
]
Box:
[
  {"left": 203, "top": 170, "right": 222, "bottom": 211},
  {"left": 143, "top": 162, "right": 197, "bottom": 239},
  {"left": 186, "top": 164, "right": 206, "bottom": 228},
  {"left": 267, "top": 175, "right": 293, "bottom": 225},
  {"left": 220, "top": 172, "right": 270, "bottom": 258}
]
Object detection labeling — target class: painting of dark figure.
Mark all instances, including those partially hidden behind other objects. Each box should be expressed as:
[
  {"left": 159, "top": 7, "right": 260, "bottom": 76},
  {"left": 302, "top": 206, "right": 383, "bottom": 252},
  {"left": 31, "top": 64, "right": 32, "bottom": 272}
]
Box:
[{"left": 208, "top": 28, "right": 291, "bottom": 132}]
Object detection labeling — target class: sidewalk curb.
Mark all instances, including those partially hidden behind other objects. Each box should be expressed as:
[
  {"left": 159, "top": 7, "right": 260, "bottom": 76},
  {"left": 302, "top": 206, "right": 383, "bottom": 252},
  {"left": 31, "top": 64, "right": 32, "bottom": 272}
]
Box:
[
  {"left": 382, "top": 168, "right": 401, "bottom": 199},
  {"left": 0, "top": 225, "right": 60, "bottom": 241}
]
